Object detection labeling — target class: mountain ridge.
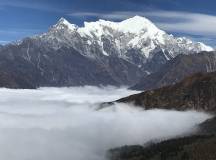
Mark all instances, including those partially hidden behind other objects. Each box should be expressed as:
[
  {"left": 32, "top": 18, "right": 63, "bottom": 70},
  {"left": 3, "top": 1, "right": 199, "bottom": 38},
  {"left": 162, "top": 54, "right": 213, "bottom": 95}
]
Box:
[
  {"left": 34, "top": 16, "right": 213, "bottom": 63},
  {"left": 117, "top": 71, "right": 216, "bottom": 112},
  {"left": 0, "top": 16, "right": 214, "bottom": 88},
  {"left": 131, "top": 51, "right": 216, "bottom": 90}
]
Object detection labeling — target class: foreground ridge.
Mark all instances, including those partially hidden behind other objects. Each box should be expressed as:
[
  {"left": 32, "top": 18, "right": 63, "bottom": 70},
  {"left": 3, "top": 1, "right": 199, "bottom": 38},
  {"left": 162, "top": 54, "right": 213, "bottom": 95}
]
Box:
[{"left": 118, "top": 71, "right": 216, "bottom": 112}]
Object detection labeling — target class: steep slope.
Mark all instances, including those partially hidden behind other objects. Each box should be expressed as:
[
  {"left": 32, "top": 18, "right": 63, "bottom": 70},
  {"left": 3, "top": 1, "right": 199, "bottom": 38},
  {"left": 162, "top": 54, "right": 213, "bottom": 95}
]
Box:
[
  {"left": 131, "top": 51, "right": 216, "bottom": 90},
  {"left": 0, "top": 39, "right": 145, "bottom": 88},
  {"left": 0, "top": 16, "right": 213, "bottom": 88},
  {"left": 118, "top": 71, "right": 216, "bottom": 112},
  {"left": 109, "top": 135, "right": 216, "bottom": 160},
  {"left": 108, "top": 116, "right": 216, "bottom": 160}
]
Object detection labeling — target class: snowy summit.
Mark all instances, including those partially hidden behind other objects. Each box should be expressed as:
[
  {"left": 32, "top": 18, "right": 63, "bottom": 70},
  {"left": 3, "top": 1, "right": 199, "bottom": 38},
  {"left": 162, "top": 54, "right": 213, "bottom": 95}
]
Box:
[{"left": 36, "top": 16, "right": 213, "bottom": 63}]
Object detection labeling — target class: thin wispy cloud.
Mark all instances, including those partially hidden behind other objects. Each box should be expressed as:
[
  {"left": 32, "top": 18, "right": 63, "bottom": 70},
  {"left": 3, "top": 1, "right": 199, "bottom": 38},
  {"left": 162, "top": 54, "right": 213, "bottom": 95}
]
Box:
[
  {"left": 0, "top": 29, "right": 43, "bottom": 44},
  {"left": 146, "top": 11, "right": 216, "bottom": 36},
  {"left": 0, "top": 29, "right": 41, "bottom": 35},
  {"left": 68, "top": 10, "right": 216, "bottom": 37},
  {"left": 68, "top": 11, "right": 140, "bottom": 20},
  {"left": 0, "top": 1, "right": 64, "bottom": 13},
  {"left": 0, "top": 40, "right": 10, "bottom": 44}
]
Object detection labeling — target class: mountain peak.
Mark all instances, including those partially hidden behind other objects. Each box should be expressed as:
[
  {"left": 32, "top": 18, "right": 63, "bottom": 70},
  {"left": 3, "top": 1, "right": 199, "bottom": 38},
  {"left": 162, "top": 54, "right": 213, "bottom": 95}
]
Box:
[
  {"left": 118, "top": 15, "right": 163, "bottom": 34},
  {"left": 53, "top": 17, "right": 77, "bottom": 30},
  {"left": 124, "top": 15, "right": 151, "bottom": 22},
  {"left": 78, "top": 15, "right": 164, "bottom": 37},
  {"left": 57, "top": 17, "right": 70, "bottom": 24}
]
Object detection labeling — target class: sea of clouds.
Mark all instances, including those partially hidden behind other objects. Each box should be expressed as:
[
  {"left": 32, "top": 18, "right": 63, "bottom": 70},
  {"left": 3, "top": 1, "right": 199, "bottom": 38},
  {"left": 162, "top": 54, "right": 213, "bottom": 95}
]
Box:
[{"left": 0, "top": 86, "right": 211, "bottom": 160}]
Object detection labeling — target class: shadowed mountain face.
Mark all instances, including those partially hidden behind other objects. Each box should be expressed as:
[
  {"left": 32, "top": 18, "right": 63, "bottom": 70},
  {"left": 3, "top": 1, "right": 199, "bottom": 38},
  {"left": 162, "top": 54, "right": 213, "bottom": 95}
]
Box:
[
  {"left": 118, "top": 71, "right": 216, "bottom": 112},
  {"left": 131, "top": 51, "right": 216, "bottom": 91},
  {"left": 0, "top": 39, "right": 145, "bottom": 88}
]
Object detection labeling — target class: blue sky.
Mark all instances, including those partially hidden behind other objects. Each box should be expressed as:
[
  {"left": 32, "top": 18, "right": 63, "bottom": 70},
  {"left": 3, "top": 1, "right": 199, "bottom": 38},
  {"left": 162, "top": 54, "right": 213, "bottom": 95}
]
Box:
[{"left": 0, "top": 0, "right": 216, "bottom": 47}]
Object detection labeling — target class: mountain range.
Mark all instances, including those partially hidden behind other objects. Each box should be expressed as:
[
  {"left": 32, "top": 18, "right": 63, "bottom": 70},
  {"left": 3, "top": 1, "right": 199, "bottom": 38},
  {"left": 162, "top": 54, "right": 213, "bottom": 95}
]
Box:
[{"left": 0, "top": 16, "right": 214, "bottom": 88}]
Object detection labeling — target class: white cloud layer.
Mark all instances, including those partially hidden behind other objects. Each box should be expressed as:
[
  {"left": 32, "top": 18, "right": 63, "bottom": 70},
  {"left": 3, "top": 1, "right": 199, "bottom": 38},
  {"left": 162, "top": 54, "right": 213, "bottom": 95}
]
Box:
[
  {"left": 0, "top": 86, "right": 211, "bottom": 160},
  {"left": 69, "top": 10, "right": 216, "bottom": 36}
]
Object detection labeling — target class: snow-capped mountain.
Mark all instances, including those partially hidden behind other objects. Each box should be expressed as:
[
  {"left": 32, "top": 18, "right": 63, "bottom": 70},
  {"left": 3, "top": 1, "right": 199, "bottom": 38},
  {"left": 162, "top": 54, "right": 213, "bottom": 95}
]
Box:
[
  {"left": 0, "top": 16, "right": 213, "bottom": 88},
  {"left": 35, "top": 16, "right": 212, "bottom": 65}
]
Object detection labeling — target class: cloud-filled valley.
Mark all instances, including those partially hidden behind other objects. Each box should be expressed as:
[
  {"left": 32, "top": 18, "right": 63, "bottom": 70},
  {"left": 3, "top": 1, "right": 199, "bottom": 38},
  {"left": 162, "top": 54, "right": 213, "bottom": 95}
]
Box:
[{"left": 0, "top": 86, "right": 211, "bottom": 160}]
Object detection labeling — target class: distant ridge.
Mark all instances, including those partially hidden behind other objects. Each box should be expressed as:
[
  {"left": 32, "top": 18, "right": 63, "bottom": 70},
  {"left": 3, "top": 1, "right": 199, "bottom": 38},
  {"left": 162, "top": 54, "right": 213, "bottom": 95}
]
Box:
[{"left": 131, "top": 51, "right": 216, "bottom": 91}]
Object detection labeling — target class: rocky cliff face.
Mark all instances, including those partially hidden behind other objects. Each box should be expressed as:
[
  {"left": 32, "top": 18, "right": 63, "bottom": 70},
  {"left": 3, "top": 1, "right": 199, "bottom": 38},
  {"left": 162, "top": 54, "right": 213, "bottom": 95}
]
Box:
[{"left": 118, "top": 72, "right": 216, "bottom": 112}]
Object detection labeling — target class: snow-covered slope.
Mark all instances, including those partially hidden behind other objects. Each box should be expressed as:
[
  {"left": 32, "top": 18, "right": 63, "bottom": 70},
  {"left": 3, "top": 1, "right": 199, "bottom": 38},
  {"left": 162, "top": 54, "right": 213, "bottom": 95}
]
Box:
[{"left": 35, "top": 16, "right": 213, "bottom": 66}]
